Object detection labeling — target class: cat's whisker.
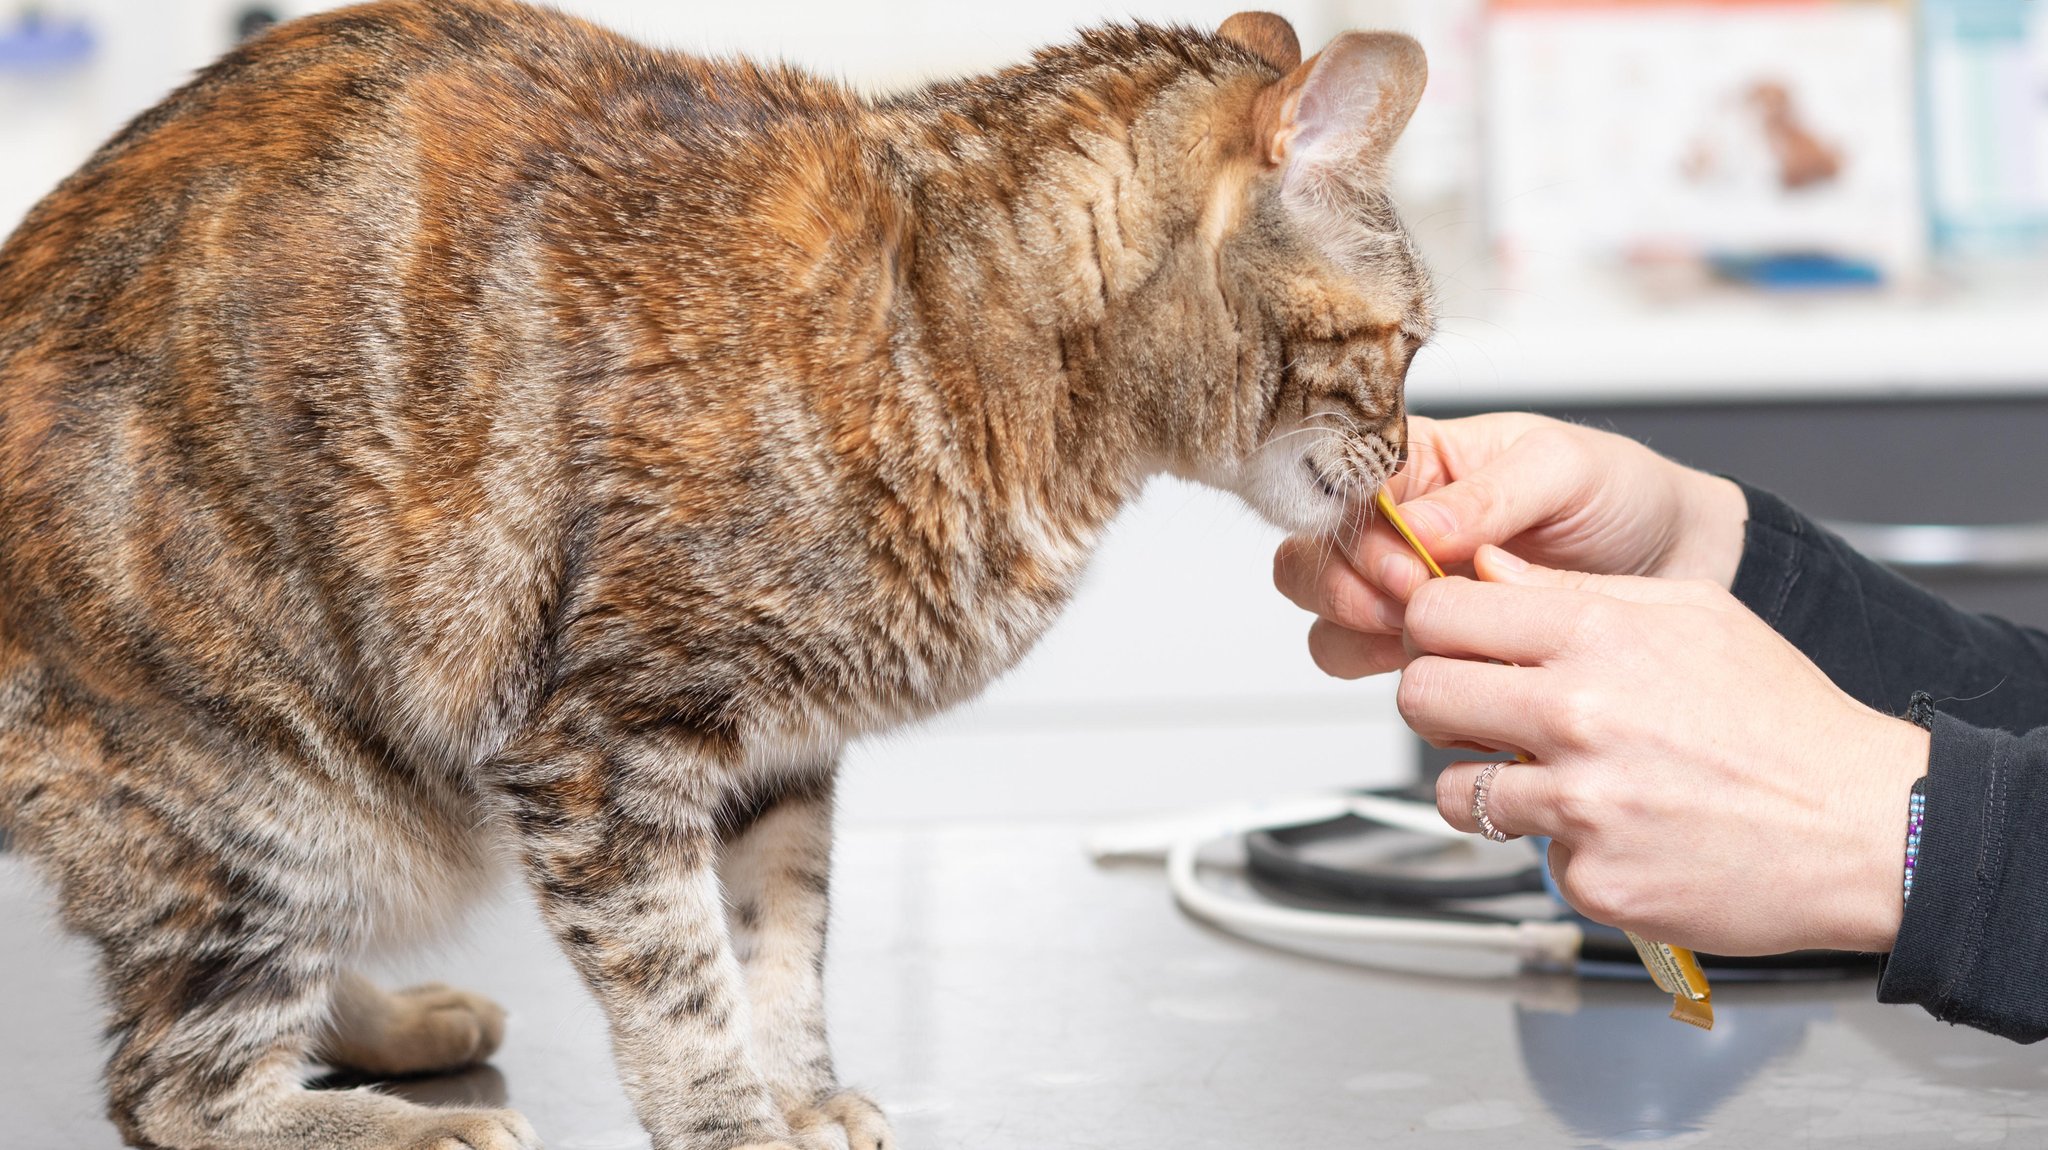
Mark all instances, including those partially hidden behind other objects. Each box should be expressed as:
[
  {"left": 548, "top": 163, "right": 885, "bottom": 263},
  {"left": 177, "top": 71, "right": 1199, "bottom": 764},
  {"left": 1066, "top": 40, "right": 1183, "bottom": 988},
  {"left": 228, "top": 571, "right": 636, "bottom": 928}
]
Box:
[{"left": 1266, "top": 424, "right": 1336, "bottom": 445}]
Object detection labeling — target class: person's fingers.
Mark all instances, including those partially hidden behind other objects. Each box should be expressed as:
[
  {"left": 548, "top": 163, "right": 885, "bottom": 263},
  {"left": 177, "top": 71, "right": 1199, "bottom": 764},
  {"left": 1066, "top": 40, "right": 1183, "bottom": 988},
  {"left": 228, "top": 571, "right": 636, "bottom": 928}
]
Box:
[
  {"left": 1378, "top": 415, "right": 1458, "bottom": 499},
  {"left": 1273, "top": 536, "right": 1325, "bottom": 611},
  {"left": 1350, "top": 512, "right": 1435, "bottom": 604},
  {"left": 1273, "top": 537, "right": 1399, "bottom": 633},
  {"left": 1306, "top": 619, "right": 1408, "bottom": 679},
  {"left": 1402, "top": 574, "right": 1629, "bottom": 666},
  {"left": 1389, "top": 424, "right": 1601, "bottom": 566},
  {"left": 1434, "top": 759, "right": 1568, "bottom": 838},
  {"left": 1396, "top": 654, "right": 1544, "bottom": 751},
  {"left": 1473, "top": 546, "right": 1723, "bottom": 608},
  {"left": 1357, "top": 413, "right": 1567, "bottom": 600},
  {"left": 1399, "top": 412, "right": 1551, "bottom": 499}
]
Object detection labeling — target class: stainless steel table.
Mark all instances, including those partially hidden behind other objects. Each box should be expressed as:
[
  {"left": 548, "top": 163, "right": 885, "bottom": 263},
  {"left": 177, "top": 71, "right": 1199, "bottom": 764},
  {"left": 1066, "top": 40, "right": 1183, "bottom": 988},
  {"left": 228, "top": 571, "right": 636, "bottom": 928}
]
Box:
[{"left": 4, "top": 824, "right": 2044, "bottom": 1148}]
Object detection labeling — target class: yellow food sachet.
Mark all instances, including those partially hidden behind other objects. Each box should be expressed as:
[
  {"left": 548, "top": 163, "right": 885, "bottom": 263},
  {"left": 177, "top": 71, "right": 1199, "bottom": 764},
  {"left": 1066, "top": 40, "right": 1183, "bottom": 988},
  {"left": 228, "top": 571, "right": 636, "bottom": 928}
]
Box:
[{"left": 1373, "top": 487, "right": 1715, "bottom": 1030}]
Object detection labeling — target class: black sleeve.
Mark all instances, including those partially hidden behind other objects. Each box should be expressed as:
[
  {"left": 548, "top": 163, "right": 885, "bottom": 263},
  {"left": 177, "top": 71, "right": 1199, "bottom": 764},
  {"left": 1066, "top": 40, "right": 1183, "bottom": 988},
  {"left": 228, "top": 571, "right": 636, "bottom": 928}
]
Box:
[
  {"left": 1731, "top": 482, "right": 2048, "bottom": 730},
  {"left": 1730, "top": 482, "right": 2048, "bottom": 1042}
]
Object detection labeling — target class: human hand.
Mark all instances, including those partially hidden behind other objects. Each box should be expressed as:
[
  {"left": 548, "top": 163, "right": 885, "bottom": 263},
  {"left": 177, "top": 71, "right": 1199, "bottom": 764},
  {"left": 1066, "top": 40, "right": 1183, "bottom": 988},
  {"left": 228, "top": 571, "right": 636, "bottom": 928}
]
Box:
[
  {"left": 1402, "top": 547, "right": 1928, "bottom": 956},
  {"left": 1272, "top": 413, "right": 1748, "bottom": 679}
]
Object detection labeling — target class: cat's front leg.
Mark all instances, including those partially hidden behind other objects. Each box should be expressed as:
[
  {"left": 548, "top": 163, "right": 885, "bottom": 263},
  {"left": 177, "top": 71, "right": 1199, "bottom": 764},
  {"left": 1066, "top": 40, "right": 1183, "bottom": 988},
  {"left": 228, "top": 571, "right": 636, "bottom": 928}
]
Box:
[
  {"left": 718, "top": 773, "right": 893, "bottom": 1150},
  {"left": 497, "top": 721, "right": 818, "bottom": 1150}
]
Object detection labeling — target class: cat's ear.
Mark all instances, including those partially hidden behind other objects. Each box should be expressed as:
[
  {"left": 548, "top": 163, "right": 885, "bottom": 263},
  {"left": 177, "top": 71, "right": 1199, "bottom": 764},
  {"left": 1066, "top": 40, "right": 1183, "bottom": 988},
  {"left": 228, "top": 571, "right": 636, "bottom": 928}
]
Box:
[
  {"left": 1218, "top": 12, "right": 1301, "bottom": 72},
  {"left": 1252, "top": 31, "right": 1426, "bottom": 176}
]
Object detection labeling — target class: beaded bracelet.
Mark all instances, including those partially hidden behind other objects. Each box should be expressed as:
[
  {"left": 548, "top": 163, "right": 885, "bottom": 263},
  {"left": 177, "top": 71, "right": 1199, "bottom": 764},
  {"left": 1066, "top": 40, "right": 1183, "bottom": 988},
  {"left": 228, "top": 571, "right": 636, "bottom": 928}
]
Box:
[
  {"left": 1901, "top": 691, "right": 1933, "bottom": 906},
  {"left": 1903, "top": 777, "right": 1927, "bottom": 904}
]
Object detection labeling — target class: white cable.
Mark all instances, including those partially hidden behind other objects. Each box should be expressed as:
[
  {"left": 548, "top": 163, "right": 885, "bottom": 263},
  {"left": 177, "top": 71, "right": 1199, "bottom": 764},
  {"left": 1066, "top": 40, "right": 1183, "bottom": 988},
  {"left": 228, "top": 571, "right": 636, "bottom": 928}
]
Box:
[
  {"left": 1090, "top": 792, "right": 1584, "bottom": 965},
  {"left": 1164, "top": 827, "right": 1583, "bottom": 966}
]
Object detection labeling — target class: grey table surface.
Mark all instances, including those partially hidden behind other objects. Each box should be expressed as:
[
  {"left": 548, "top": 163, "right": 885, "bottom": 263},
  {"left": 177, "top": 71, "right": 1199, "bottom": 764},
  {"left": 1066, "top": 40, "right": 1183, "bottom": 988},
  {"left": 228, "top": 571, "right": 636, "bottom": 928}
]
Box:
[{"left": 3, "top": 822, "right": 2045, "bottom": 1149}]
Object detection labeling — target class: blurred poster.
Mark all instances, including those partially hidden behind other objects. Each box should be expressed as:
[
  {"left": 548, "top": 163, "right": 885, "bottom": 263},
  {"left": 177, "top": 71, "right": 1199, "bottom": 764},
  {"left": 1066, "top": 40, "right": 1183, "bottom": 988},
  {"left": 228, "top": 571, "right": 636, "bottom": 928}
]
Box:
[
  {"left": 1922, "top": 0, "right": 2048, "bottom": 256},
  {"left": 0, "top": 6, "right": 99, "bottom": 237},
  {"left": 1483, "top": 0, "right": 1923, "bottom": 288}
]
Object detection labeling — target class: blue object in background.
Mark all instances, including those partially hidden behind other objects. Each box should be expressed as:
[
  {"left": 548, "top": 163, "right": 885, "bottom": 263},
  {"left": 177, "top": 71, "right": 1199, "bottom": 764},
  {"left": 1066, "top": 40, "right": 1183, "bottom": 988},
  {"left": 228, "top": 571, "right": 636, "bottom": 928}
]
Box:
[
  {"left": 1707, "top": 252, "right": 1886, "bottom": 291},
  {"left": 0, "top": 9, "right": 96, "bottom": 73}
]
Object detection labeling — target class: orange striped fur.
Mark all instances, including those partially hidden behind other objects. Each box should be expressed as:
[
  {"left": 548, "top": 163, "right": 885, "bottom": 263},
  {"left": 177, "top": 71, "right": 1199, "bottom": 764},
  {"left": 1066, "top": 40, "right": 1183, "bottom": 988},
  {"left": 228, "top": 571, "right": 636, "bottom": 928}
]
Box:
[{"left": 0, "top": 4, "right": 1431, "bottom": 1146}]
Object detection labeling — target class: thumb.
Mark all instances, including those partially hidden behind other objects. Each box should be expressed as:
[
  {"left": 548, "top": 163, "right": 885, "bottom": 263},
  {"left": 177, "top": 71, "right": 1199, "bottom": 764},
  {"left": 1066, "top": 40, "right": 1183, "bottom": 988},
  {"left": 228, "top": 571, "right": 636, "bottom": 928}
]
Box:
[{"left": 1475, "top": 545, "right": 1706, "bottom": 606}]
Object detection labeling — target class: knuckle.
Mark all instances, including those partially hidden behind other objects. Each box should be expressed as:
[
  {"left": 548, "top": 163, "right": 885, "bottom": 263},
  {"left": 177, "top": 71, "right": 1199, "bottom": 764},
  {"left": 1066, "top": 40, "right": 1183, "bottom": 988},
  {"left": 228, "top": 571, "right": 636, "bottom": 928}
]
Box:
[
  {"left": 1677, "top": 578, "right": 1726, "bottom": 608},
  {"left": 1459, "top": 469, "right": 1505, "bottom": 521},
  {"left": 1318, "top": 566, "right": 1378, "bottom": 631},
  {"left": 1524, "top": 423, "right": 1575, "bottom": 456},
  {"left": 1546, "top": 772, "right": 1602, "bottom": 833},
  {"left": 1550, "top": 685, "right": 1610, "bottom": 747},
  {"left": 1403, "top": 579, "right": 1452, "bottom": 641},
  {"left": 1559, "top": 861, "right": 1624, "bottom": 923},
  {"left": 1395, "top": 657, "right": 1441, "bottom": 723},
  {"left": 1525, "top": 424, "right": 1590, "bottom": 480},
  {"left": 1561, "top": 598, "right": 1621, "bottom": 654}
]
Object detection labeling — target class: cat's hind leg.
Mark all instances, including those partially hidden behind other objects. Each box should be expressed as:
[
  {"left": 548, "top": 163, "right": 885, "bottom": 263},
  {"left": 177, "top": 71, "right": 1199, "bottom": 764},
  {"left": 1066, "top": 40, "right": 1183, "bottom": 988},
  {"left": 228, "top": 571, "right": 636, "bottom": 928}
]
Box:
[
  {"left": 89, "top": 836, "right": 538, "bottom": 1150},
  {"left": 316, "top": 971, "right": 508, "bottom": 1079},
  {"left": 719, "top": 774, "right": 893, "bottom": 1150},
  {"left": 90, "top": 854, "right": 539, "bottom": 1150},
  {"left": 10, "top": 692, "right": 536, "bottom": 1149}
]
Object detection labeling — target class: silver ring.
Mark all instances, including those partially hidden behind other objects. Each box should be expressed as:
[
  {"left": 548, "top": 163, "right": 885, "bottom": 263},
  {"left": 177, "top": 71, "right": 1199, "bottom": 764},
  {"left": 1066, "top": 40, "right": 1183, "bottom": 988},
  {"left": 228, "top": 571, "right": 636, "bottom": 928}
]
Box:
[{"left": 1471, "top": 762, "right": 1515, "bottom": 843}]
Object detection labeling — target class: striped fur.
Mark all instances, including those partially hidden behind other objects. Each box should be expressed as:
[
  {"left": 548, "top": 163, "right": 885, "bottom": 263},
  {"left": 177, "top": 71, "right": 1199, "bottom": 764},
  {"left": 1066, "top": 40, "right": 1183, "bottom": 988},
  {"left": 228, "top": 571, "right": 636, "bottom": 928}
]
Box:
[{"left": 0, "top": 3, "right": 1430, "bottom": 1147}]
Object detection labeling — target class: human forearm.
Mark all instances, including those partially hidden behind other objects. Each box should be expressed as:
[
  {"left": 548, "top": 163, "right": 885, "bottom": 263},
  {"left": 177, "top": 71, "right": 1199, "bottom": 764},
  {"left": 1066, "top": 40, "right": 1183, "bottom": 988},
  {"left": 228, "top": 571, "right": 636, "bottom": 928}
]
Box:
[{"left": 1731, "top": 482, "right": 2048, "bottom": 732}]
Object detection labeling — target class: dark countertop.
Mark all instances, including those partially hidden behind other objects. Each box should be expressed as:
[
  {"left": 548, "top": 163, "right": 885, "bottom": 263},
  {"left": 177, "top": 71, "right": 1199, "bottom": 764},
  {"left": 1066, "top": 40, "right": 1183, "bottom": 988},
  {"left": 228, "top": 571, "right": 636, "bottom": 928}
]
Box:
[{"left": 4, "top": 823, "right": 2046, "bottom": 1148}]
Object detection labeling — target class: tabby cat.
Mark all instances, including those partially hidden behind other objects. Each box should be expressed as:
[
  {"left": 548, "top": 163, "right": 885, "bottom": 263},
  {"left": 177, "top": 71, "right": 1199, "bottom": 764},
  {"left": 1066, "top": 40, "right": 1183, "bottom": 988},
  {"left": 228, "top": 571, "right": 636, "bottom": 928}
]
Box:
[{"left": 0, "top": 2, "right": 1432, "bottom": 1147}]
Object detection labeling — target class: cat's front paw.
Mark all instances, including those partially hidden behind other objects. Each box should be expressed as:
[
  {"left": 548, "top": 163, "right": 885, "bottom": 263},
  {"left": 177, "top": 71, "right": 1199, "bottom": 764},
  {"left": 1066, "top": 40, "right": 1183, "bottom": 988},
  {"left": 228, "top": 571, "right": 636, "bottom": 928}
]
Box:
[
  {"left": 786, "top": 1090, "right": 893, "bottom": 1150},
  {"left": 392, "top": 1107, "right": 541, "bottom": 1150}
]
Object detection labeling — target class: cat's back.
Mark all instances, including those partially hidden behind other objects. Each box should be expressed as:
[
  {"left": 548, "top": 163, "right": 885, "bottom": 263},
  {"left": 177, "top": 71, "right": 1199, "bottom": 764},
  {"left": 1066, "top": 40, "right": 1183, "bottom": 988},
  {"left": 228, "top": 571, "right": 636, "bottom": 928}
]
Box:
[
  {"left": 0, "top": 0, "right": 865, "bottom": 765},
  {"left": 0, "top": 0, "right": 843, "bottom": 342}
]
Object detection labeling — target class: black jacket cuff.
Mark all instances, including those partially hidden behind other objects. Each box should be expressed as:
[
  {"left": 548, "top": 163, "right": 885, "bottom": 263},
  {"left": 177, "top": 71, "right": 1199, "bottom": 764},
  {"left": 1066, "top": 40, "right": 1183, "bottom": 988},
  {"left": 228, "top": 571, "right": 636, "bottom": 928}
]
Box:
[
  {"left": 1728, "top": 479, "right": 1804, "bottom": 630},
  {"left": 1878, "top": 712, "right": 2048, "bottom": 1043}
]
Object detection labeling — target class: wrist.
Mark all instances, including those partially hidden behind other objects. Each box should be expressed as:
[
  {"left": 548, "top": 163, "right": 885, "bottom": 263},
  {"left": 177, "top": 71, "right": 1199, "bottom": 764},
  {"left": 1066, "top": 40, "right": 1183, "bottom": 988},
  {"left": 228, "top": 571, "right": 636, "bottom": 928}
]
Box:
[
  {"left": 1830, "top": 711, "right": 1932, "bottom": 953},
  {"left": 1653, "top": 471, "right": 1747, "bottom": 588}
]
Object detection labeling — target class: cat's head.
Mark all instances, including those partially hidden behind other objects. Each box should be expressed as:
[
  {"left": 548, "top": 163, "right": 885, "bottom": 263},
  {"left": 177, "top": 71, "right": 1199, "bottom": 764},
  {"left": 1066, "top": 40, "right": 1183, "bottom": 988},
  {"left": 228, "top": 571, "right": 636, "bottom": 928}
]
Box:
[{"left": 1086, "top": 15, "right": 1433, "bottom": 536}]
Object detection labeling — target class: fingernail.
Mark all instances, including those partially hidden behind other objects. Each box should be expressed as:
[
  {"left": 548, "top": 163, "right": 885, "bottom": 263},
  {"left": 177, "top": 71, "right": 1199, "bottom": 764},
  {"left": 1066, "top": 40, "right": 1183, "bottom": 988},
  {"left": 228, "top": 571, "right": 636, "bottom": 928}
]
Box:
[
  {"left": 1487, "top": 546, "right": 1529, "bottom": 573},
  {"left": 1378, "top": 553, "right": 1422, "bottom": 599},
  {"left": 1406, "top": 501, "right": 1454, "bottom": 540}
]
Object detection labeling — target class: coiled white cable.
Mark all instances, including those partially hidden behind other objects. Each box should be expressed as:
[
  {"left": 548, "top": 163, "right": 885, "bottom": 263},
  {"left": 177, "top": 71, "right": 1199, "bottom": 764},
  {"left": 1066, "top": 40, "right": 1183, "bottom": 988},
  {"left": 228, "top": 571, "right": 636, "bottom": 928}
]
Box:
[{"left": 1094, "top": 793, "right": 1583, "bottom": 966}]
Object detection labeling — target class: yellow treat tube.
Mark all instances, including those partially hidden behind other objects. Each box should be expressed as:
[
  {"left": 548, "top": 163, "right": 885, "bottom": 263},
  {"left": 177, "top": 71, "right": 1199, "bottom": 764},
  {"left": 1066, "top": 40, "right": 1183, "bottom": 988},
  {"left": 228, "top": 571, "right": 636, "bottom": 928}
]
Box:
[{"left": 1373, "top": 488, "right": 1714, "bottom": 1029}]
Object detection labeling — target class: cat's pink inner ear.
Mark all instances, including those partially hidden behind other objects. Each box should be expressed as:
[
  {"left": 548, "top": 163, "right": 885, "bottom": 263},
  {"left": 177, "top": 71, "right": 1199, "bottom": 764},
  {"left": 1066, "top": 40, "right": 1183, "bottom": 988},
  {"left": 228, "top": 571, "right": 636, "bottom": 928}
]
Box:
[
  {"left": 1218, "top": 12, "right": 1301, "bottom": 72},
  {"left": 1273, "top": 31, "right": 1426, "bottom": 175}
]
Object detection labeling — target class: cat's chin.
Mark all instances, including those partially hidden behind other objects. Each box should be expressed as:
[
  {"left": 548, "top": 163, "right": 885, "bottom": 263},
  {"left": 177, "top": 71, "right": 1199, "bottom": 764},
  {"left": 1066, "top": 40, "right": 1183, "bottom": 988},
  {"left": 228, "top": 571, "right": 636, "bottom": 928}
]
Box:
[
  {"left": 1234, "top": 482, "right": 1356, "bottom": 539},
  {"left": 1229, "top": 453, "right": 1374, "bottom": 539}
]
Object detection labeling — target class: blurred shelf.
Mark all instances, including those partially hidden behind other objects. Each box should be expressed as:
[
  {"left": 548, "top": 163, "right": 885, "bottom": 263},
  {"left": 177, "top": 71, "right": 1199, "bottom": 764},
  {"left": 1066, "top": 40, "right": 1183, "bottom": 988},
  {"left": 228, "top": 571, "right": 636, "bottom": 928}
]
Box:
[{"left": 1407, "top": 266, "right": 2048, "bottom": 408}]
